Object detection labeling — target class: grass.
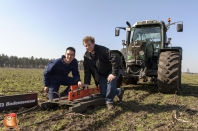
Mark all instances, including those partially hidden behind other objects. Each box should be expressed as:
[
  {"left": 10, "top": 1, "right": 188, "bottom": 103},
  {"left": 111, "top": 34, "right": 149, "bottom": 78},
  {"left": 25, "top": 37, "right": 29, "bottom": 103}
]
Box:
[{"left": 0, "top": 68, "right": 198, "bottom": 131}]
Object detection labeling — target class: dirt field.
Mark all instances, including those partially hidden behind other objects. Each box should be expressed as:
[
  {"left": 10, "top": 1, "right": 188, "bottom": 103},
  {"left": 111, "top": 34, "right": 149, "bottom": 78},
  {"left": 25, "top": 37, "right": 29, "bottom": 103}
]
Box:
[{"left": 0, "top": 68, "right": 198, "bottom": 131}]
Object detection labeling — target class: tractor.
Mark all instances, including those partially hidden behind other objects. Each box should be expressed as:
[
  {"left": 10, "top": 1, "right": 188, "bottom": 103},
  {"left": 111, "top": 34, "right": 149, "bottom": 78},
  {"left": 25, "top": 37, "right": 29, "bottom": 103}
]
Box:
[{"left": 113, "top": 18, "right": 183, "bottom": 93}]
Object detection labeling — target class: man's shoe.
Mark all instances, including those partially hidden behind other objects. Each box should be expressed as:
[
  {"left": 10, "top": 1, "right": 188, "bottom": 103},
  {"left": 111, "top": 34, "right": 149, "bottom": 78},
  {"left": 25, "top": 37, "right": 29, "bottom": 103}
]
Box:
[
  {"left": 118, "top": 89, "right": 124, "bottom": 102},
  {"left": 106, "top": 103, "right": 114, "bottom": 110}
]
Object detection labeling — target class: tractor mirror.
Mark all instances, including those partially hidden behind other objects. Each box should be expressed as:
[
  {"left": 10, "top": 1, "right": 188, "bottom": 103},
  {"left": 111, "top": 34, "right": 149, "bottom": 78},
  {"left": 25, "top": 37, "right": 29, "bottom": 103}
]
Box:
[
  {"left": 177, "top": 24, "right": 183, "bottom": 32},
  {"left": 115, "top": 29, "right": 120, "bottom": 36}
]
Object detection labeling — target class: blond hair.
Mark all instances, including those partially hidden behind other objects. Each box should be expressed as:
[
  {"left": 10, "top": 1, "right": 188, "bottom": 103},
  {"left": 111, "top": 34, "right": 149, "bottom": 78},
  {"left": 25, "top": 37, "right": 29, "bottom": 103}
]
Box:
[{"left": 82, "top": 36, "right": 95, "bottom": 44}]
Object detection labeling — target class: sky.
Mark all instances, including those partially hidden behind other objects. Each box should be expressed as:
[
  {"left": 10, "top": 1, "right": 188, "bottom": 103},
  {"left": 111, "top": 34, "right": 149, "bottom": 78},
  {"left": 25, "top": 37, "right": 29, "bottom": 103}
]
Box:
[{"left": 0, "top": 0, "right": 198, "bottom": 72}]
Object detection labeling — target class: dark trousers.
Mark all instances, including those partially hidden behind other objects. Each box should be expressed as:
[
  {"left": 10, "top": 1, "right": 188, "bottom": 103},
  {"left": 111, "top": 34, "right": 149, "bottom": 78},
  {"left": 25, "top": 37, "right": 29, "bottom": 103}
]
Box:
[
  {"left": 48, "top": 77, "right": 75, "bottom": 100},
  {"left": 99, "top": 71, "right": 120, "bottom": 104}
]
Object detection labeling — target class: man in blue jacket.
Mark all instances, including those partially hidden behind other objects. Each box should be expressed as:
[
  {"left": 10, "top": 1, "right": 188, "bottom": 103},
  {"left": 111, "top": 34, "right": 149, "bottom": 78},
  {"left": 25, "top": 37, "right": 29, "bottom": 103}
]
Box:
[{"left": 43, "top": 47, "right": 83, "bottom": 100}]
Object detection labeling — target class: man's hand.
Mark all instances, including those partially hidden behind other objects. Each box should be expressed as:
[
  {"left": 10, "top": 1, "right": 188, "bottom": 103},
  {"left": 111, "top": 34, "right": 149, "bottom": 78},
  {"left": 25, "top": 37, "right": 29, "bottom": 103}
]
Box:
[
  {"left": 78, "top": 81, "right": 83, "bottom": 88},
  {"left": 44, "top": 87, "right": 49, "bottom": 93},
  {"left": 107, "top": 74, "right": 116, "bottom": 83}
]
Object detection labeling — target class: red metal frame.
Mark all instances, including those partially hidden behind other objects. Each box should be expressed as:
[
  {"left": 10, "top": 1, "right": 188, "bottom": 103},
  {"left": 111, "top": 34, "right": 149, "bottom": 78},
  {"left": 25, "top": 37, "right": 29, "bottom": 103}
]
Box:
[{"left": 68, "top": 85, "right": 100, "bottom": 101}]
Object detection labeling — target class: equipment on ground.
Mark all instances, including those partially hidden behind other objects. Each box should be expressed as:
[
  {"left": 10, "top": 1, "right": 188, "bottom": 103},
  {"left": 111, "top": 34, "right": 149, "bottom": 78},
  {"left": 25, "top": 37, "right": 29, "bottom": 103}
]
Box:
[
  {"left": 39, "top": 85, "right": 105, "bottom": 113},
  {"left": 113, "top": 18, "right": 183, "bottom": 93},
  {"left": 68, "top": 85, "right": 100, "bottom": 100}
]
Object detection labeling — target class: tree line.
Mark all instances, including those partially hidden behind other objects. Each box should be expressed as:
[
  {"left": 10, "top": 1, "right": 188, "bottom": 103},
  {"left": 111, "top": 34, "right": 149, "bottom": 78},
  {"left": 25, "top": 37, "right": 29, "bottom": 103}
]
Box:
[{"left": 0, "top": 54, "right": 84, "bottom": 70}]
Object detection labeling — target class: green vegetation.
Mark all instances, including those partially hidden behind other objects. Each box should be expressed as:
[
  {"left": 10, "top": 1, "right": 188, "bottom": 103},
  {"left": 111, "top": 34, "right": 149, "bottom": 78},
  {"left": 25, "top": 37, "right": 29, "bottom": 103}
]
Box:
[
  {"left": 0, "top": 54, "right": 54, "bottom": 68},
  {"left": 0, "top": 68, "right": 198, "bottom": 131}
]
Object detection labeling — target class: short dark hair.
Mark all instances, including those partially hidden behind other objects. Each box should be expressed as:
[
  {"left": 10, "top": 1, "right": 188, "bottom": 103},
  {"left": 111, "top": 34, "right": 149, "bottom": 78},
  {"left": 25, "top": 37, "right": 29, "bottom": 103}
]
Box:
[{"left": 66, "top": 47, "right": 76, "bottom": 55}]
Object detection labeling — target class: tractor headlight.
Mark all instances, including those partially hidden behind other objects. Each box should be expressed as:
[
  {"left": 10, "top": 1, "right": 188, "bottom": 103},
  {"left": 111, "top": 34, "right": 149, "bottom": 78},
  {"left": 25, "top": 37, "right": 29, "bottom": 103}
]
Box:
[
  {"left": 142, "top": 21, "right": 146, "bottom": 24},
  {"left": 147, "top": 21, "right": 152, "bottom": 24},
  {"left": 139, "top": 51, "right": 144, "bottom": 56},
  {"left": 152, "top": 20, "right": 158, "bottom": 23},
  {"left": 137, "top": 21, "right": 142, "bottom": 25}
]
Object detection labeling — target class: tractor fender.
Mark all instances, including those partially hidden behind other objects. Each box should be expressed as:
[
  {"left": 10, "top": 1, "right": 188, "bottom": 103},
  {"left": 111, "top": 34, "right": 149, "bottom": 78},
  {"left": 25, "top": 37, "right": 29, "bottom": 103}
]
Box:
[
  {"left": 160, "top": 47, "right": 182, "bottom": 60},
  {"left": 111, "top": 50, "right": 126, "bottom": 68}
]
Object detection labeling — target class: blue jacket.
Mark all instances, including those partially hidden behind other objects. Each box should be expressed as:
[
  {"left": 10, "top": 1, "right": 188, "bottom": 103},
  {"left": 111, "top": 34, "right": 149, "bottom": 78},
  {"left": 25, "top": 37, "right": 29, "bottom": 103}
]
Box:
[{"left": 43, "top": 55, "right": 80, "bottom": 86}]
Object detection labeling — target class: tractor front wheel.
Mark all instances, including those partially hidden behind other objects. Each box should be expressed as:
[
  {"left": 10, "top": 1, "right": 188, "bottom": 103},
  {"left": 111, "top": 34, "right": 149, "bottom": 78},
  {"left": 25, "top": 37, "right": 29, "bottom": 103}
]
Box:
[{"left": 157, "top": 51, "right": 181, "bottom": 94}]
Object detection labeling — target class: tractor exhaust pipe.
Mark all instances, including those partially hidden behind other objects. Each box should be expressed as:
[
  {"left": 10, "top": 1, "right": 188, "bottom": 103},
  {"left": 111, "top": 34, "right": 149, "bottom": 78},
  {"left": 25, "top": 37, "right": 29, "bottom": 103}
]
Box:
[{"left": 126, "top": 21, "right": 131, "bottom": 46}]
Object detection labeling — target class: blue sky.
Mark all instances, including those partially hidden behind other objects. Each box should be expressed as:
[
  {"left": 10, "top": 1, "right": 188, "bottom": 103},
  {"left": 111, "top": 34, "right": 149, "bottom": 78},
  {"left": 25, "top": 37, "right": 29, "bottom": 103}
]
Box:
[{"left": 0, "top": 0, "right": 197, "bottom": 72}]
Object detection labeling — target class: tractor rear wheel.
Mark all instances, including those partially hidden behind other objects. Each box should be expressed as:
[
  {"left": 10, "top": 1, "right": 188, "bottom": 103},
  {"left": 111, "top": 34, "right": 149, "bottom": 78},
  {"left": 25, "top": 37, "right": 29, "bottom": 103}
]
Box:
[{"left": 157, "top": 51, "right": 181, "bottom": 94}]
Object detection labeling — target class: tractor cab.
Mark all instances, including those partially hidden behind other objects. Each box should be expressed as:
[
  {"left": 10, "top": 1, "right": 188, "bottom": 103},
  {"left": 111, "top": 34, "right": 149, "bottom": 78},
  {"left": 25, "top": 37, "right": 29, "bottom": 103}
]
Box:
[
  {"left": 118, "top": 20, "right": 164, "bottom": 76},
  {"left": 127, "top": 21, "right": 162, "bottom": 71}
]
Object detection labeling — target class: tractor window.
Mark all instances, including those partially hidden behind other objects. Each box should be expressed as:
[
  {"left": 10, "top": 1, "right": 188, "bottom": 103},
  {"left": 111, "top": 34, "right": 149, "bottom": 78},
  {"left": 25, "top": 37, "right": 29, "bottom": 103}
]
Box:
[
  {"left": 132, "top": 26, "right": 161, "bottom": 56},
  {"left": 132, "top": 26, "right": 161, "bottom": 42}
]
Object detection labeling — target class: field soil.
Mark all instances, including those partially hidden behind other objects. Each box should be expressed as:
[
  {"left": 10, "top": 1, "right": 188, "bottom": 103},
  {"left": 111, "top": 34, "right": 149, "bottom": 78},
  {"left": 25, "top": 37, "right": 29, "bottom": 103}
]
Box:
[{"left": 0, "top": 68, "right": 198, "bottom": 131}]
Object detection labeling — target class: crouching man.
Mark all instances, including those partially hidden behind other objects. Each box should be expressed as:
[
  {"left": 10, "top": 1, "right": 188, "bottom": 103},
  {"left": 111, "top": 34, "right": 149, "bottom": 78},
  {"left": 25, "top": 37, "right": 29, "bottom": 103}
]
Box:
[
  {"left": 43, "top": 47, "right": 83, "bottom": 100},
  {"left": 82, "top": 36, "right": 124, "bottom": 110}
]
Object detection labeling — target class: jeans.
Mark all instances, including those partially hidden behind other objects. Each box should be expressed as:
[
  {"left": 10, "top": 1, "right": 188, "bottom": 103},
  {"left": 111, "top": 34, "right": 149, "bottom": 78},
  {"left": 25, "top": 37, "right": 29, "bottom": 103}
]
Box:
[
  {"left": 99, "top": 71, "right": 120, "bottom": 104},
  {"left": 48, "top": 76, "right": 75, "bottom": 100}
]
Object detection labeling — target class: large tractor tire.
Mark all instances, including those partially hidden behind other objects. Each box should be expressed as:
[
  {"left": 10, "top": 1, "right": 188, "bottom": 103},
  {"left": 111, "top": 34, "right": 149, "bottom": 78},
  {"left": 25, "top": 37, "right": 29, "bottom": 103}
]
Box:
[
  {"left": 116, "top": 74, "right": 123, "bottom": 88},
  {"left": 157, "top": 51, "right": 181, "bottom": 94},
  {"left": 113, "top": 51, "right": 125, "bottom": 88}
]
